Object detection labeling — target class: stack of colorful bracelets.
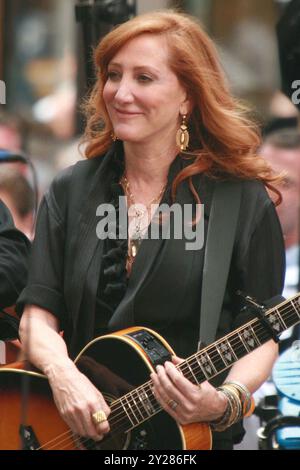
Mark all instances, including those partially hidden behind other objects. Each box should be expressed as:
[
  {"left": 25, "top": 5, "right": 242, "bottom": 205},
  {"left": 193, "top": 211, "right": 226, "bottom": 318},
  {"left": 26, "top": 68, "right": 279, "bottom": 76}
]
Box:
[{"left": 210, "top": 381, "right": 253, "bottom": 432}]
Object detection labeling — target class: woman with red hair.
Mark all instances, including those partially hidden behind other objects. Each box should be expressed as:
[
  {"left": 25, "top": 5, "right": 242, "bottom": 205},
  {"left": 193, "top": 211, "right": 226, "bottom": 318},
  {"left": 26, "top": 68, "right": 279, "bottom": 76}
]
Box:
[{"left": 18, "top": 11, "right": 285, "bottom": 450}]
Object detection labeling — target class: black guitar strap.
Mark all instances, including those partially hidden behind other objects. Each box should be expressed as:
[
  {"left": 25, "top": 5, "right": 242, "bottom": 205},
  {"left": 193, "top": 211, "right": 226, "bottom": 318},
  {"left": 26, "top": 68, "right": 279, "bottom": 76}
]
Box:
[{"left": 199, "top": 180, "right": 242, "bottom": 349}]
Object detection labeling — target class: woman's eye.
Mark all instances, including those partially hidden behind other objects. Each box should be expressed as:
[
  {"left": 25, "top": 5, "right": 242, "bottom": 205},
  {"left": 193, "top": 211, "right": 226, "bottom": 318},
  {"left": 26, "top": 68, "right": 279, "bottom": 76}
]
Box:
[
  {"left": 137, "top": 75, "right": 153, "bottom": 83},
  {"left": 107, "top": 71, "right": 121, "bottom": 81}
]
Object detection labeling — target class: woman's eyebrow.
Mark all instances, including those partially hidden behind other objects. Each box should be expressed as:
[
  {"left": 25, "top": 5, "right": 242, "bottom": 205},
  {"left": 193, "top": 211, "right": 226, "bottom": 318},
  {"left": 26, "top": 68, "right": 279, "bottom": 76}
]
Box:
[{"left": 108, "top": 62, "right": 161, "bottom": 75}]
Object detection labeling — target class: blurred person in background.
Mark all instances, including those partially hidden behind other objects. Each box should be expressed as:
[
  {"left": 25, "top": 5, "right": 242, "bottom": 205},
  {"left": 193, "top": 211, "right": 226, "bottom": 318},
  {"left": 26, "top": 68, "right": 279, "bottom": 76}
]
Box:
[
  {"left": 261, "top": 128, "right": 300, "bottom": 298},
  {"left": 0, "top": 112, "right": 22, "bottom": 153},
  {"left": 0, "top": 198, "right": 30, "bottom": 309},
  {"left": 236, "top": 125, "right": 300, "bottom": 450},
  {"left": 0, "top": 198, "right": 30, "bottom": 347},
  {"left": 0, "top": 166, "right": 35, "bottom": 240},
  {"left": 261, "top": 127, "right": 300, "bottom": 347}
]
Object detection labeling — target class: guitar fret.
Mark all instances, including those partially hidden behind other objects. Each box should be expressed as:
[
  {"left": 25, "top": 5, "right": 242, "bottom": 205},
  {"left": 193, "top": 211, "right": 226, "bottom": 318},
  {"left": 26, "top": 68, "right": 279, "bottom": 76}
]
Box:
[
  {"left": 226, "top": 337, "right": 239, "bottom": 361},
  {"left": 138, "top": 389, "right": 155, "bottom": 417},
  {"left": 227, "top": 333, "right": 247, "bottom": 360},
  {"left": 123, "top": 395, "right": 139, "bottom": 426},
  {"left": 209, "top": 346, "right": 223, "bottom": 373},
  {"left": 87, "top": 294, "right": 300, "bottom": 440},
  {"left": 199, "top": 349, "right": 218, "bottom": 378},
  {"left": 267, "top": 309, "right": 286, "bottom": 335},
  {"left": 291, "top": 298, "right": 300, "bottom": 319},
  {"left": 237, "top": 330, "right": 252, "bottom": 354},
  {"left": 216, "top": 338, "right": 238, "bottom": 366},
  {"left": 186, "top": 361, "right": 200, "bottom": 385},
  {"left": 215, "top": 344, "right": 228, "bottom": 367},
  {"left": 131, "top": 391, "right": 146, "bottom": 421},
  {"left": 195, "top": 355, "right": 209, "bottom": 380},
  {"left": 240, "top": 325, "right": 259, "bottom": 351},
  {"left": 276, "top": 308, "right": 287, "bottom": 328},
  {"left": 275, "top": 308, "right": 287, "bottom": 329},
  {"left": 250, "top": 325, "right": 261, "bottom": 345},
  {"left": 119, "top": 396, "right": 135, "bottom": 427}
]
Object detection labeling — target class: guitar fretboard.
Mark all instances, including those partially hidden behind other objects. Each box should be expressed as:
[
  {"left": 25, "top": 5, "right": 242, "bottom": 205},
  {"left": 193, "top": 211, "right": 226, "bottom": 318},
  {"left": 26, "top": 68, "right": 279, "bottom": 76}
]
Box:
[{"left": 108, "top": 293, "right": 300, "bottom": 434}]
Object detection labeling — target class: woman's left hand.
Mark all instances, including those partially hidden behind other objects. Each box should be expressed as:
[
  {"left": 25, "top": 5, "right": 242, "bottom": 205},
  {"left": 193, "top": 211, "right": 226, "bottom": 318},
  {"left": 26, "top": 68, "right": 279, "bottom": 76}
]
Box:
[{"left": 150, "top": 356, "right": 227, "bottom": 425}]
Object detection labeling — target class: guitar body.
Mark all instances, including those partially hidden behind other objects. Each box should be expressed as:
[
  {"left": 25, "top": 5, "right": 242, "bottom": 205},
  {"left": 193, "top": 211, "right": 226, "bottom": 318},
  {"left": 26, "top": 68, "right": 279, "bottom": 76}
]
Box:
[
  {"left": 0, "top": 327, "right": 212, "bottom": 450},
  {"left": 2, "top": 293, "right": 299, "bottom": 450}
]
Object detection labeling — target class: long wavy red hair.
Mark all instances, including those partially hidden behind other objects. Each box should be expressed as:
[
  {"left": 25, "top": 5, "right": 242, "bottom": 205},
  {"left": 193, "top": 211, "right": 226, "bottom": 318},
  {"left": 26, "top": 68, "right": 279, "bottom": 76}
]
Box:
[{"left": 82, "top": 10, "right": 281, "bottom": 203}]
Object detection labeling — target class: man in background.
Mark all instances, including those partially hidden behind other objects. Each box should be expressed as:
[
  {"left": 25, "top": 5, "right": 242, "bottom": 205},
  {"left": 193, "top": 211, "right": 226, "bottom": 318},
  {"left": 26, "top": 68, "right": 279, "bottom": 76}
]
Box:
[
  {"left": 0, "top": 167, "right": 34, "bottom": 240},
  {"left": 235, "top": 126, "right": 300, "bottom": 450},
  {"left": 0, "top": 162, "right": 32, "bottom": 360},
  {"left": 0, "top": 198, "right": 30, "bottom": 355},
  {"left": 261, "top": 128, "right": 300, "bottom": 300}
]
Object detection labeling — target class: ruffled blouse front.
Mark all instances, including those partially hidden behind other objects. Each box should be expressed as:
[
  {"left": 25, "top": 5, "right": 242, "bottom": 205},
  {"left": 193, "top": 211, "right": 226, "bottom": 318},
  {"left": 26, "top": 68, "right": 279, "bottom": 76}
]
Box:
[{"left": 94, "top": 148, "right": 128, "bottom": 334}]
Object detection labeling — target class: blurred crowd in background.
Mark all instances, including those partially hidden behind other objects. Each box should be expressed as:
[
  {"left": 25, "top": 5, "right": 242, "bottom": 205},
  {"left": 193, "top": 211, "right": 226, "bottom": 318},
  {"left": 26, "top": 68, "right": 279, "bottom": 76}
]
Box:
[{"left": 0, "top": 0, "right": 299, "bottom": 198}]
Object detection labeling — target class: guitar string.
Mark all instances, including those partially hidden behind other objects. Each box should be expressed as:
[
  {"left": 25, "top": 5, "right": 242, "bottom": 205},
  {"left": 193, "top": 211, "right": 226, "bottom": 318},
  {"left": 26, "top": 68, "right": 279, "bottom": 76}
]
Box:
[
  {"left": 38, "top": 304, "right": 300, "bottom": 449},
  {"left": 89, "top": 302, "right": 300, "bottom": 426},
  {"left": 39, "top": 304, "right": 300, "bottom": 449},
  {"left": 40, "top": 308, "right": 300, "bottom": 450},
  {"left": 60, "top": 322, "right": 288, "bottom": 445},
  {"left": 49, "top": 325, "right": 279, "bottom": 450},
  {"left": 40, "top": 330, "right": 288, "bottom": 449}
]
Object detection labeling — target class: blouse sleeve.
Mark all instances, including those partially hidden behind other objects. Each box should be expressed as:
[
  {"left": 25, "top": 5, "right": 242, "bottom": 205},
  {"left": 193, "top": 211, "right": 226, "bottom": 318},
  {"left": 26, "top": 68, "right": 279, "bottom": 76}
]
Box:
[
  {"left": 228, "top": 198, "right": 286, "bottom": 328},
  {"left": 239, "top": 202, "right": 285, "bottom": 300},
  {"left": 16, "top": 166, "right": 73, "bottom": 328}
]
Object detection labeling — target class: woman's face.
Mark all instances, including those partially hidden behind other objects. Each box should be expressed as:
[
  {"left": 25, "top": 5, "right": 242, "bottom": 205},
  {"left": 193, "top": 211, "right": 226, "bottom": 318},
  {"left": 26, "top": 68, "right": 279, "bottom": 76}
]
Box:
[{"left": 103, "top": 34, "right": 189, "bottom": 146}]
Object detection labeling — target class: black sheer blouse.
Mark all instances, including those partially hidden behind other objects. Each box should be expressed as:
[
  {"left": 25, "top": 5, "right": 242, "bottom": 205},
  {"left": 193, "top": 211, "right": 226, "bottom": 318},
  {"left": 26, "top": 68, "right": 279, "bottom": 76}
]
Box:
[
  {"left": 16, "top": 144, "right": 286, "bottom": 449},
  {"left": 94, "top": 152, "right": 127, "bottom": 335},
  {"left": 17, "top": 144, "right": 285, "bottom": 361}
]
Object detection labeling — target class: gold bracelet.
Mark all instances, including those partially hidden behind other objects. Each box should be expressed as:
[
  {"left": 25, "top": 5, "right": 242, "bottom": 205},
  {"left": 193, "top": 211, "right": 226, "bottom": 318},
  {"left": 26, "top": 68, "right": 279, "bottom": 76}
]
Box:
[
  {"left": 223, "top": 381, "right": 252, "bottom": 416},
  {"left": 210, "top": 386, "right": 242, "bottom": 432},
  {"left": 221, "top": 386, "right": 243, "bottom": 424}
]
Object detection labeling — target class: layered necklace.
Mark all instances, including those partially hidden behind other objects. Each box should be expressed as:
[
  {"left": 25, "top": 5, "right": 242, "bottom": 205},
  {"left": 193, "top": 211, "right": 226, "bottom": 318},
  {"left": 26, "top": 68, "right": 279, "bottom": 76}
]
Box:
[{"left": 120, "top": 174, "right": 167, "bottom": 271}]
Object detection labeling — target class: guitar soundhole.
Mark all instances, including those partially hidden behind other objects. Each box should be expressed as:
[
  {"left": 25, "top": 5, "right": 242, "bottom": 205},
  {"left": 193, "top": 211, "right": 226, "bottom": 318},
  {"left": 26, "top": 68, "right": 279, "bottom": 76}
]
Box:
[
  {"left": 74, "top": 394, "right": 131, "bottom": 450},
  {"left": 77, "top": 431, "right": 130, "bottom": 451}
]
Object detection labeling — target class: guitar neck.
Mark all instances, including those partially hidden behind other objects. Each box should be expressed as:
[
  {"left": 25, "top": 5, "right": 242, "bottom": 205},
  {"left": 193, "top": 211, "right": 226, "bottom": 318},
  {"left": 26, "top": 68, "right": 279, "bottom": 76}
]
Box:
[
  {"left": 108, "top": 293, "right": 300, "bottom": 434},
  {"left": 180, "top": 293, "right": 300, "bottom": 385}
]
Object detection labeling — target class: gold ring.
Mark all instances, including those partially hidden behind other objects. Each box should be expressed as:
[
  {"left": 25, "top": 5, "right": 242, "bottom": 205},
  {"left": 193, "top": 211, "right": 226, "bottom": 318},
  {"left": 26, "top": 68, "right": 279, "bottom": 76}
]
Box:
[
  {"left": 167, "top": 399, "right": 178, "bottom": 411},
  {"left": 92, "top": 409, "right": 107, "bottom": 425}
]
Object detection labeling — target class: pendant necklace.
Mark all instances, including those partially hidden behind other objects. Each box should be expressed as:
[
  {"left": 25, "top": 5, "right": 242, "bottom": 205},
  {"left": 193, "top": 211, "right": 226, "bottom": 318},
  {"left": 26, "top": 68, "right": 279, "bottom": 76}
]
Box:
[{"left": 120, "top": 174, "right": 167, "bottom": 270}]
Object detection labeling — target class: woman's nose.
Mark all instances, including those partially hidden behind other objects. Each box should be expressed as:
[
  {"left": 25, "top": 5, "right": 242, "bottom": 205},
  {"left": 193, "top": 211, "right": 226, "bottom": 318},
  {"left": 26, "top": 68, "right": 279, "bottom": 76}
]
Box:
[{"left": 114, "top": 79, "right": 134, "bottom": 104}]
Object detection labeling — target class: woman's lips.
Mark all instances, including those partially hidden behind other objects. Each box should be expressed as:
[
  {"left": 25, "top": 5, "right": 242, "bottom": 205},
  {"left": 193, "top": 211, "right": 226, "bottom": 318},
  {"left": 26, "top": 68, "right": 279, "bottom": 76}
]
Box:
[{"left": 114, "top": 108, "right": 142, "bottom": 116}]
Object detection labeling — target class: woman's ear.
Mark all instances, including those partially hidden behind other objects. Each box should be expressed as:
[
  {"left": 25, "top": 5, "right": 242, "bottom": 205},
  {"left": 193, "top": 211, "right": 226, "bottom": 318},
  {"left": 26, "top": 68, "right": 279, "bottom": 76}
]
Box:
[{"left": 180, "top": 95, "right": 194, "bottom": 117}]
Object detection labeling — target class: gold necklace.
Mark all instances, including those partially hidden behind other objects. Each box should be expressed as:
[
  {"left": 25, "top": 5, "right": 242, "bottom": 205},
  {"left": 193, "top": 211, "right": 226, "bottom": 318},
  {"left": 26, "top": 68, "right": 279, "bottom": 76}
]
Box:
[{"left": 120, "top": 175, "right": 167, "bottom": 269}]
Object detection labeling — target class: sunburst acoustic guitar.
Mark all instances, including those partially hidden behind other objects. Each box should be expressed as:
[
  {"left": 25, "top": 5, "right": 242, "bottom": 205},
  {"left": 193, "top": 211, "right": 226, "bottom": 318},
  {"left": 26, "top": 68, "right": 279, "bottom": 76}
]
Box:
[{"left": 0, "top": 293, "right": 299, "bottom": 450}]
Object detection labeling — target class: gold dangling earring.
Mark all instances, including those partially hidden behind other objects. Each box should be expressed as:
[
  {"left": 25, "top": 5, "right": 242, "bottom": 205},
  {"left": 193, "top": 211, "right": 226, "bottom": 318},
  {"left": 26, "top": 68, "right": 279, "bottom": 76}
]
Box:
[
  {"left": 111, "top": 132, "right": 118, "bottom": 142},
  {"left": 176, "top": 114, "right": 189, "bottom": 151}
]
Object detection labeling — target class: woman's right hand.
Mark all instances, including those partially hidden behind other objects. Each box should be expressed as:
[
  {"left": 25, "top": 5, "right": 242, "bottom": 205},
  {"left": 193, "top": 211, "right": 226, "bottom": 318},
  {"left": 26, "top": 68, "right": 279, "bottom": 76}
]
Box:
[{"left": 45, "top": 361, "right": 111, "bottom": 442}]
